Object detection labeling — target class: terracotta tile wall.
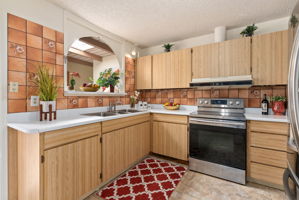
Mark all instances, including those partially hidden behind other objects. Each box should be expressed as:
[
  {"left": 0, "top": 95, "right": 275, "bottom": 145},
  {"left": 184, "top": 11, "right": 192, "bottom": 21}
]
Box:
[
  {"left": 7, "top": 14, "right": 135, "bottom": 113},
  {"left": 138, "top": 86, "right": 287, "bottom": 108}
]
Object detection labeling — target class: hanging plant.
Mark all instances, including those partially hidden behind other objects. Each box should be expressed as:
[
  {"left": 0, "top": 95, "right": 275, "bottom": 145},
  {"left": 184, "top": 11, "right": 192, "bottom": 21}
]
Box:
[{"left": 240, "top": 24, "right": 258, "bottom": 37}]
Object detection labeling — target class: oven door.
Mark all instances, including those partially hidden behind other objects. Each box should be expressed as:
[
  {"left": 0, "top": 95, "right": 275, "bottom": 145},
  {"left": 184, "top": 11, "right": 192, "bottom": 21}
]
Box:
[{"left": 189, "top": 118, "right": 246, "bottom": 170}]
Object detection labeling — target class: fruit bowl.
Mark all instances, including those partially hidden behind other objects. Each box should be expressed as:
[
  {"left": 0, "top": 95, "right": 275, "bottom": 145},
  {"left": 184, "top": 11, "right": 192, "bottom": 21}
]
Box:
[
  {"left": 80, "top": 86, "right": 99, "bottom": 92},
  {"left": 163, "top": 103, "right": 180, "bottom": 110}
]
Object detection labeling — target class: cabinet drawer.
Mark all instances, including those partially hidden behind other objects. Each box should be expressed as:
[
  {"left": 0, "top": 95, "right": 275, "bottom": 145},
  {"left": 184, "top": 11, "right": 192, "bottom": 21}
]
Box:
[
  {"left": 102, "top": 113, "right": 150, "bottom": 133},
  {"left": 44, "top": 123, "right": 101, "bottom": 150},
  {"left": 249, "top": 121, "right": 289, "bottom": 135},
  {"left": 152, "top": 114, "right": 188, "bottom": 124},
  {"left": 249, "top": 162, "right": 284, "bottom": 186},
  {"left": 250, "top": 132, "right": 288, "bottom": 151},
  {"left": 249, "top": 147, "right": 287, "bottom": 168}
]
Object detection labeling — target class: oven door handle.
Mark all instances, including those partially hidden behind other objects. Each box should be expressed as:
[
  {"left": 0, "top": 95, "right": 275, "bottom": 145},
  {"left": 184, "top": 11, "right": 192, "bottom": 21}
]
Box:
[{"left": 189, "top": 118, "right": 246, "bottom": 129}]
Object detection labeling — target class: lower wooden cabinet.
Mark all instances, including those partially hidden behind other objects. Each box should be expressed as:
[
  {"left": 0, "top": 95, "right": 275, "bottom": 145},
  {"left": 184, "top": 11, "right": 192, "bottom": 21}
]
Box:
[
  {"left": 152, "top": 114, "right": 188, "bottom": 161},
  {"left": 102, "top": 115, "right": 151, "bottom": 182},
  {"left": 247, "top": 120, "right": 295, "bottom": 189},
  {"left": 44, "top": 135, "right": 101, "bottom": 200}
]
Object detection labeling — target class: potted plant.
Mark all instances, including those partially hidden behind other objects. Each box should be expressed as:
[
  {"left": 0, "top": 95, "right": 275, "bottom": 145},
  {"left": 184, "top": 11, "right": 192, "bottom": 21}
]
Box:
[
  {"left": 32, "top": 65, "right": 58, "bottom": 113},
  {"left": 69, "top": 72, "right": 80, "bottom": 90},
  {"left": 290, "top": 14, "right": 299, "bottom": 28},
  {"left": 163, "top": 43, "right": 174, "bottom": 52},
  {"left": 130, "top": 91, "right": 140, "bottom": 108},
  {"left": 240, "top": 24, "right": 258, "bottom": 37},
  {"left": 270, "top": 96, "right": 287, "bottom": 115},
  {"left": 96, "top": 68, "right": 120, "bottom": 93}
]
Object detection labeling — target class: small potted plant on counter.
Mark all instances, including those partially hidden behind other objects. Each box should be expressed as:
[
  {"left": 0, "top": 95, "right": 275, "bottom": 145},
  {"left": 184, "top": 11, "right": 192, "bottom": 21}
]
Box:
[
  {"left": 270, "top": 96, "right": 287, "bottom": 115},
  {"left": 32, "top": 65, "right": 58, "bottom": 120},
  {"left": 96, "top": 68, "right": 120, "bottom": 93},
  {"left": 130, "top": 91, "right": 140, "bottom": 108}
]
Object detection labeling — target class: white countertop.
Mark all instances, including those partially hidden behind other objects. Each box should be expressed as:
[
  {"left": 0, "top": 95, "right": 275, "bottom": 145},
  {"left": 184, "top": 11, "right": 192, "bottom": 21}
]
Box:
[{"left": 7, "top": 105, "right": 289, "bottom": 134}]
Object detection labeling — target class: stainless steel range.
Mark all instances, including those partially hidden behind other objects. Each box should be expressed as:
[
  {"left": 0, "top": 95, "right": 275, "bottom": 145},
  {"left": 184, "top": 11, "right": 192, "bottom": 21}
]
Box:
[{"left": 189, "top": 98, "right": 246, "bottom": 185}]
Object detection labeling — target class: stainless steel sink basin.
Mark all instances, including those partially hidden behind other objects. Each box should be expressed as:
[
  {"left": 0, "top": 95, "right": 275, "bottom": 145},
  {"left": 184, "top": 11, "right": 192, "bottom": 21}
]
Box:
[
  {"left": 82, "top": 109, "right": 143, "bottom": 117},
  {"left": 82, "top": 112, "right": 117, "bottom": 117}
]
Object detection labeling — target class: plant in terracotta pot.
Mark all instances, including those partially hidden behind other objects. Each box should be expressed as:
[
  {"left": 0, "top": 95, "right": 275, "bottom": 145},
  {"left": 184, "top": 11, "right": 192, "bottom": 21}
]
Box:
[
  {"left": 69, "top": 72, "right": 80, "bottom": 90},
  {"left": 270, "top": 96, "right": 287, "bottom": 115},
  {"left": 32, "top": 65, "right": 58, "bottom": 113},
  {"left": 96, "top": 68, "right": 120, "bottom": 93}
]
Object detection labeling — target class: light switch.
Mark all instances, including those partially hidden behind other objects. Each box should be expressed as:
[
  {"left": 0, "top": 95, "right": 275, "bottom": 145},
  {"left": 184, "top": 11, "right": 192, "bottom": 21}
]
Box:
[
  {"left": 30, "top": 96, "right": 39, "bottom": 107},
  {"left": 9, "top": 82, "right": 18, "bottom": 92}
]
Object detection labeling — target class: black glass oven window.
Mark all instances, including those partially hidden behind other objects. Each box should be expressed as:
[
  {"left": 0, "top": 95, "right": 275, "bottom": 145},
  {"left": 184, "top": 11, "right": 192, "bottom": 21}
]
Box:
[{"left": 189, "top": 123, "right": 246, "bottom": 170}]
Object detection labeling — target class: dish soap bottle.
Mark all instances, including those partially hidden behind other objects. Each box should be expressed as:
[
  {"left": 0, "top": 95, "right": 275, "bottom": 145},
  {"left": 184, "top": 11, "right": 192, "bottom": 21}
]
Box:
[{"left": 261, "top": 94, "right": 269, "bottom": 115}]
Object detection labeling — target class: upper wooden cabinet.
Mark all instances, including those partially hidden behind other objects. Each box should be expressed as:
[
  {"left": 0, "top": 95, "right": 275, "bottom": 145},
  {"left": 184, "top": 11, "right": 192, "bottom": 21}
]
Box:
[
  {"left": 136, "top": 55, "right": 152, "bottom": 89},
  {"left": 152, "top": 48, "right": 191, "bottom": 89},
  {"left": 219, "top": 37, "right": 251, "bottom": 77},
  {"left": 252, "top": 30, "right": 292, "bottom": 85},
  {"left": 192, "top": 37, "right": 251, "bottom": 79},
  {"left": 192, "top": 43, "right": 219, "bottom": 79}
]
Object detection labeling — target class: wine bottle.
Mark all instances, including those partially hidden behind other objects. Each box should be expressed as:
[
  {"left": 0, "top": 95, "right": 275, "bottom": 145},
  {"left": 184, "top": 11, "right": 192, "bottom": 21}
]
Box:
[{"left": 261, "top": 94, "right": 269, "bottom": 115}]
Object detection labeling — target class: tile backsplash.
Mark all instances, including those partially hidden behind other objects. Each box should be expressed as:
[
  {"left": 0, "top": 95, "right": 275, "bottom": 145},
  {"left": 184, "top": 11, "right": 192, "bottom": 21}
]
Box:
[
  {"left": 138, "top": 86, "right": 287, "bottom": 108},
  {"left": 7, "top": 13, "right": 135, "bottom": 113}
]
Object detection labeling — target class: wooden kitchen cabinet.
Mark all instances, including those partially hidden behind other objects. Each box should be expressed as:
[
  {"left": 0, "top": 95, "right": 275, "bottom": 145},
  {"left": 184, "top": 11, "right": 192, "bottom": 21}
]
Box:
[
  {"left": 102, "top": 114, "right": 151, "bottom": 182},
  {"left": 219, "top": 37, "right": 251, "bottom": 77},
  {"left": 152, "top": 48, "right": 191, "bottom": 89},
  {"left": 192, "top": 43, "right": 219, "bottom": 79},
  {"left": 247, "top": 120, "right": 295, "bottom": 189},
  {"left": 136, "top": 55, "right": 152, "bottom": 89},
  {"left": 8, "top": 123, "right": 102, "bottom": 200},
  {"left": 252, "top": 30, "right": 292, "bottom": 85},
  {"left": 152, "top": 114, "right": 188, "bottom": 161}
]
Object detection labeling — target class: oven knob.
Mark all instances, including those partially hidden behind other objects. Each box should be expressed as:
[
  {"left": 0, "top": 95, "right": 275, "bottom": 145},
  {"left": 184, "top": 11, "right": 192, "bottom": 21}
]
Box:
[
  {"left": 236, "top": 101, "right": 240, "bottom": 105},
  {"left": 229, "top": 101, "right": 233, "bottom": 105},
  {"left": 204, "top": 100, "right": 208, "bottom": 104}
]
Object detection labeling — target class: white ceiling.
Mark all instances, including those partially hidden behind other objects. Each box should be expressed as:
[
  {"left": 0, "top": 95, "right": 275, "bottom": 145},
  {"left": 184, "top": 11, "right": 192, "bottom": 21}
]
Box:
[{"left": 49, "top": 0, "right": 298, "bottom": 48}]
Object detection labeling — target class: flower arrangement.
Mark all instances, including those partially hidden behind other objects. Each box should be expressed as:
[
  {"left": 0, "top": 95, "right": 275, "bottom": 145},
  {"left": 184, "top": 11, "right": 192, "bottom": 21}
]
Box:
[
  {"left": 130, "top": 91, "right": 140, "bottom": 108},
  {"left": 69, "top": 72, "right": 80, "bottom": 90},
  {"left": 270, "top": 96, "right": 287, "bottom": 115},
  {"left": 96, "top": 68, "right": 120, "bottom": 92}
]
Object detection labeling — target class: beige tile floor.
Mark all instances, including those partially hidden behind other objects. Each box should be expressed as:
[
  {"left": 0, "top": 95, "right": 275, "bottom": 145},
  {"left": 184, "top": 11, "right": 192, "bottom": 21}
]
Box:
[{"left": 85, "top": 170, "right": 287, "bottom": 200}]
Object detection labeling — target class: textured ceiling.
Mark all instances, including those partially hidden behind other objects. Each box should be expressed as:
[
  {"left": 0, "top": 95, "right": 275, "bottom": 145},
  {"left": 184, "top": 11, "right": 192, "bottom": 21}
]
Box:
[{"left": 49, "top": 0, "right": 298, "bottom": 48}]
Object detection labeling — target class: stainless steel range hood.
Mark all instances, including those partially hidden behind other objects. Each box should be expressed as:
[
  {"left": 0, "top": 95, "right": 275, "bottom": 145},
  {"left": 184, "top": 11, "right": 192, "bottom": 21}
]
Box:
[{"left": 190, "top": 75, "right": 253, "bottom": 89}]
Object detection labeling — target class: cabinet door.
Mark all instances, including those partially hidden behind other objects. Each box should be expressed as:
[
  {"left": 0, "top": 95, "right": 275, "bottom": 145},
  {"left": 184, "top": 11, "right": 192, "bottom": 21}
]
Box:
[
  {"left": 192, "top": 43, "right": 219, "bottom": 79},
  {"left": 152, "top": 52, "right": 170, "bottom": 89},
  {"left": 219, "top": 37, "right": 251, "bottom": 77},
  {"left": 136, "top": 55, "right": 152, "bottom": 89},
  {"left": 170, "top": 48, "right": 192, "bottom": 88},
  {"left": 152, "top": 121, "right": 188, "bottom": 160},
  {"left": 44, "top": 136, "right": 100, "bottom": 200},
  {"left": 102, "top": 122, "right": 150, "bottom": 182},
  {"left": 252, "top": 30, "right": 290, "bottom": 85}
]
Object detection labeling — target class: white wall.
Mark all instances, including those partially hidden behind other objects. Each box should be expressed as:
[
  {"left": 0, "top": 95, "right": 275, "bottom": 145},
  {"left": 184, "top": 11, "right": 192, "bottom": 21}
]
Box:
[
  {"left": 140, "top": 17, "right": 290, "bottom": 56},
  {"left": 68, "top": 62, "right": 93, "bottom": 90}
]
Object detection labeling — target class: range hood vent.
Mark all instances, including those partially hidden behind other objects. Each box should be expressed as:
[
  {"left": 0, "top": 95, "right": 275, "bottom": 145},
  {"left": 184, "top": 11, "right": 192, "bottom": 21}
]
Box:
[{"left": 190, "top": 75, "right": 253, "bottom": 89}]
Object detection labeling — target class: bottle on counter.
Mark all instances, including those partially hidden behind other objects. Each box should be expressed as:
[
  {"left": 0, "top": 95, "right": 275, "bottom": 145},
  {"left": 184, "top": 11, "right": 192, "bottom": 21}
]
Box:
[{"left": 261, "top": 94, "right": 269, "bottom": 115}]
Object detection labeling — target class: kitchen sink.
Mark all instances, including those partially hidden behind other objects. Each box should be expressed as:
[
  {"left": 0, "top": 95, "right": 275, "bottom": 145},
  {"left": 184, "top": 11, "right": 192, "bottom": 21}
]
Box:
[{"left": 82, "top": 109, "right": 143, "bottom": 117}]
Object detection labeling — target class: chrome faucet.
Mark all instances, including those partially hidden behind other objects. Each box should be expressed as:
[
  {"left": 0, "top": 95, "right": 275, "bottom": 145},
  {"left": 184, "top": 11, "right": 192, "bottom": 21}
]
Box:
[{"left": 108, "top": 101, "right": 123, "bottom": 112}]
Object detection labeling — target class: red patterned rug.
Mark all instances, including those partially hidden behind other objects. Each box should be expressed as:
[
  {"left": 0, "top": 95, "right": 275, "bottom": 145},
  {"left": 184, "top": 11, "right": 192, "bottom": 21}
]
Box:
[{"left": 97, "top": 157, "right": 187, "bottom": 200}]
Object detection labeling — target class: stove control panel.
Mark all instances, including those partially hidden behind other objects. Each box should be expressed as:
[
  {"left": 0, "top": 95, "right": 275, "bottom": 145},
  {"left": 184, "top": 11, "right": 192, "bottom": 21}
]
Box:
[{"left": 197, "top": 98, "right": 244, "bottom": 108}]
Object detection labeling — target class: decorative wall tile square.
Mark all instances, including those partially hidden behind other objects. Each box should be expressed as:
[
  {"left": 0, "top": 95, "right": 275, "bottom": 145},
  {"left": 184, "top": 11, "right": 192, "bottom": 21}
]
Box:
[
  {"left": 8, "top": 42, "right": 26, "bottom": 58},
  {"left": 57, "top": 98, "right": 67, "bottom": 110},
  {"left": 219, "top": 89, "right": 229, "bottom": 98},
  {"left": 8, "top": 28, "right": 26, "bottom": 45},
  {"left": 239, "top": 89, "right": 249, "bottom": 98},
  {"left": 8, "top": 57, "right": 26, "bottom": 72},
  {"left": 56, "top": 54, "right": 64, "bottom": 65},
  {"left": 27, "top": 34, "right": 42, "bottom": 49},
  {"left": 8, "top": 14, "right": 26, "bottom": 32},
  {"left": 43, "top": 50, "right": 56, "bottom": 64},
  {"left": 43, "top": 27, "right": 56, "bottom": 41},
  {"left": 55, "top": 65, "right": 64, "bottom": 77},
  {"left": 56, "top": 43, "right": 64, "bottom": 55},
  {"left": 8, "top": 85, "right": 26, "bottom": 99},
  {"left": 248, "top": 98, "right": 261, "bottom": 108},
  {"left": 56, "top": 31, "right": 64, "bottom": 43},
  {"left": 8, "top": 71, "right": 26, "bottom": 85},
  {"left": 43, "top": 38, "right": 56, "bottom": 52},
  {"left": 249, "top": 87, "right": 261, "bottom": 98},
  {"left": 203, "top": 90, "right": 211, "bottom": 98},
  {"left": 27, "top": 47, "right": 42, "bottom": 61},
  {"left": 8, "top": 99, "right": 26, "bottom": 113},
  {"left": 228, "top": 89, "right": 239, "bottom": 98},
  {"left": 27, "top": 21, "right": 42, "bottom": 36}
]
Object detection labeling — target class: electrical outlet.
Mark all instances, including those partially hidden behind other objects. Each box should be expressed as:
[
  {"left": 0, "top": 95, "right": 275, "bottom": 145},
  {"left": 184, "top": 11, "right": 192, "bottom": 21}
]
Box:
[
  {"left": 9, "top": 82, "right": 18, "bottom": 92},
  {"left": 30, "top": 96, "right": 39, "bottom": 107}
]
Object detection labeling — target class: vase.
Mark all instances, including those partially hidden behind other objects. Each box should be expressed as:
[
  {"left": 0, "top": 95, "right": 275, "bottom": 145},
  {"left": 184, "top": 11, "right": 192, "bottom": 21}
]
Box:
[
  {"left": 110, "top": 85, "right": 115, "bottom": 93},
  {"left": 130, "top": 102, "right": 135, "bottom": 109},
  {"left": 40, "top": 101, "right": 56, "bottom": 112},
  {"left": 272, "top": 101, "right": 286, "bottom": 115}
]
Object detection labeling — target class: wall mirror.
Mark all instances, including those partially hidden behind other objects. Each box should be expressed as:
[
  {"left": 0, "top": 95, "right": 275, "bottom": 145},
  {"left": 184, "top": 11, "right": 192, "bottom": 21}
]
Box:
[{"left": 65, "top": 36, "right": 124, "bottom": 95}]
